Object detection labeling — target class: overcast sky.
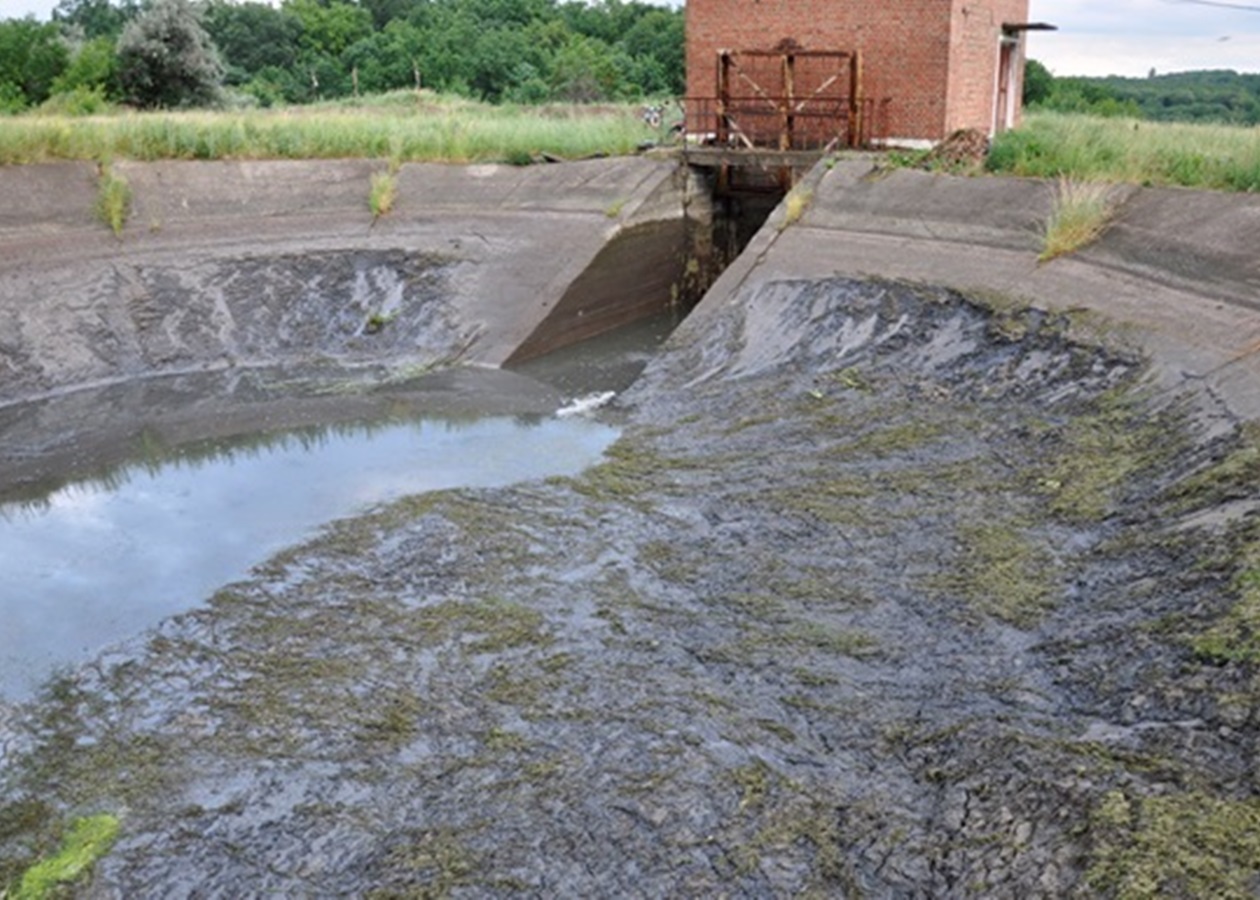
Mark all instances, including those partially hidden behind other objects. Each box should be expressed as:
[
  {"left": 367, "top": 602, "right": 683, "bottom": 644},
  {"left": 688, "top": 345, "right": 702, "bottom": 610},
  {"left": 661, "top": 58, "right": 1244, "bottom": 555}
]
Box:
[{"left": 2, "top": 0, "right": 1258, "bottom": 78}]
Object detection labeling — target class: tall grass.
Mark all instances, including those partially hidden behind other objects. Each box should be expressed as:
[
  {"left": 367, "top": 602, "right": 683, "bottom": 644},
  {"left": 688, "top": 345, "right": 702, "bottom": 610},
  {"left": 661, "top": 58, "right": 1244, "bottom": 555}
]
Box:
[
  {"left": 0, "top": 91, "right": 650, "bottom": 166},
  {"left": 988, "top": 111, "right": 1260, "bottom": 193}
]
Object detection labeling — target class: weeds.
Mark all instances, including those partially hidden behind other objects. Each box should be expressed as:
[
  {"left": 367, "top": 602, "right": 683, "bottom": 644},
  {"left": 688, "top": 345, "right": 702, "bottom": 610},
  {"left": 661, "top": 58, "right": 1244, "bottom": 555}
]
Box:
[
  {"left": 988, "top": 111, "right": 1260, "bottom": 193},
  {"left": 93, "top": 164, "right": 131, "bottom": 236},
  {"left": 0, "top": 91, "right": 647, "bottom": 166},
  {"left": 368, "top": 167, "right": 398, "bottom": 219},
  {"left": 1039, "top": 177, "right": 1118, "bottom": 262}
]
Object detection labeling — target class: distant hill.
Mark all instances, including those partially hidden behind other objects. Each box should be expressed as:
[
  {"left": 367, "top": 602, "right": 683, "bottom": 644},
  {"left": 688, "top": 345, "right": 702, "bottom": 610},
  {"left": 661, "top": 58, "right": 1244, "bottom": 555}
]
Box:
[{"left": 1027, "top": 63, "right": 1260, "bottom": 125}]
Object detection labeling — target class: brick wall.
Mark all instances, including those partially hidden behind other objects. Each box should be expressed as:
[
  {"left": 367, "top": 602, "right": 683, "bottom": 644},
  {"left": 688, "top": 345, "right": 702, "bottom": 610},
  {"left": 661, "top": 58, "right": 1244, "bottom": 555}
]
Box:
[
  {"left": 945, "top": 0, "right": 1029, "bottom": 135},
  {"left": 686, "top": 0, "right": 1030, "bottom": 142}
]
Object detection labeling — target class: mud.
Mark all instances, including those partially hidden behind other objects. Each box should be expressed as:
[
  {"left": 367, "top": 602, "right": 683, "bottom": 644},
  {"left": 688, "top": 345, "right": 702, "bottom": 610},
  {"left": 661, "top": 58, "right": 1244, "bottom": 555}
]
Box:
[{"left": 2, "top": 278, "right": 1259, "bottom": 896}]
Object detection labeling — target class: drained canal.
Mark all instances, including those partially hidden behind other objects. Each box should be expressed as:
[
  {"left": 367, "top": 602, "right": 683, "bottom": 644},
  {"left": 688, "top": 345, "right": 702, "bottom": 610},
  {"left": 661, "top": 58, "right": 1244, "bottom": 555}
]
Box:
[
  {"left": 1, "top": 156, "right": 1258, "bottom": 896},
  {"left": 0, "top": 315, "right": 679, "bottom": 702}
]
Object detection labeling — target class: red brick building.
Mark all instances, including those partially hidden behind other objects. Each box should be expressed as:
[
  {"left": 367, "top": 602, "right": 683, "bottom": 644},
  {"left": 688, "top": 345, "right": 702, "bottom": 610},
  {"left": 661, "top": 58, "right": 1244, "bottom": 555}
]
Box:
[{"left": 686, "top": 0, "right": 1034, "bottom": 147}]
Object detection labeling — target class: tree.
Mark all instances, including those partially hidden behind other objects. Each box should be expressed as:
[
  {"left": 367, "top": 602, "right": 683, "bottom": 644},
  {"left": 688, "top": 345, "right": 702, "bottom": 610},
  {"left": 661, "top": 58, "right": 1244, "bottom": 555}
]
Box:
[
  {"left": 204, "top": 1, "right": 304, "bottom": 85},
  {"left": 620, "top": 8, "right": 684, "bottom": 95},
  {"left": 0, "top": 18, "right": 70, "bottom": 109},
  {"left": 50, "top": 35, "right": 120, "bottom": 99},
  {"left": 1023, "top": 58, "right": 1053, "bottom": 107},
  {"left": 284, "top": 0, "right": 373, "bottom": 58},
  {"left": 117, "top": 0, "right": 224, "bottom": 108},
  {"left": 53, "top": 0, "right": 140, "bottom": 40}
]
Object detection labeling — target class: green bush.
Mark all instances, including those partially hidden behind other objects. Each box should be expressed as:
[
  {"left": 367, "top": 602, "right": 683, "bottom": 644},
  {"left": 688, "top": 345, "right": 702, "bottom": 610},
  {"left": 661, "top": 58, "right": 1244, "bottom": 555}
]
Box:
[{"left": 38, "top": 86, "right": 113, "bottom": 117}]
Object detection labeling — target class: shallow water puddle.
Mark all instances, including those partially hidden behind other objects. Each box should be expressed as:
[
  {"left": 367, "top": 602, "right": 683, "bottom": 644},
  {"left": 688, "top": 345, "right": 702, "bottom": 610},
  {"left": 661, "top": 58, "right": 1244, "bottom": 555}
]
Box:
[{"left": 0, "top": 413, "right": 618, "bottom": 700}]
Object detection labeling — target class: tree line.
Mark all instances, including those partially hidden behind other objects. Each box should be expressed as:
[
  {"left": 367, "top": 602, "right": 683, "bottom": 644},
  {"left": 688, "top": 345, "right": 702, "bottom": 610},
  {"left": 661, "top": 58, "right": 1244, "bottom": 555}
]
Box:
[
  {"left": 1024, "top": 59, "right": 1260, "bottom": 126},
  {"left": 0, "top": 0, "right": 684, "bottom": 113}
]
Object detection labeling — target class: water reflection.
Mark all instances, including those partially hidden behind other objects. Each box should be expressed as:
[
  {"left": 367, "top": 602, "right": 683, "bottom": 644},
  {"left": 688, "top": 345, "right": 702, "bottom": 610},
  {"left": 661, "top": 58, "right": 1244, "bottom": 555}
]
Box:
[{"left": 0, "top": 412, "right": 618, "bottom": 700}]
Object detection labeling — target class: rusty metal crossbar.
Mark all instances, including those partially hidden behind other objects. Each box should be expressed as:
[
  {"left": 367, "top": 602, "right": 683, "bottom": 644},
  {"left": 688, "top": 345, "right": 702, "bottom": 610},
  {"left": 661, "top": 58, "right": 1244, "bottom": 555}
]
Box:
[{"left": 680, "top": 96, "right": 884, "bottom": 152}]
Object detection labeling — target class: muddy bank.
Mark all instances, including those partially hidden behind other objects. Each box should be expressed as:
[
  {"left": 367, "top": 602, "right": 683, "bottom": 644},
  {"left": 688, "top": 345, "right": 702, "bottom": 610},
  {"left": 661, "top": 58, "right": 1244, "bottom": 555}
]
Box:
[
  {"left": 3, "top": 278, "right": 1259, "bottom": 896},
  {"left": 724, "top": 159, "right": 1260, "bottom": 422},
  {"left": 0, "top": 158, "right": 707, "bottom": 404}
]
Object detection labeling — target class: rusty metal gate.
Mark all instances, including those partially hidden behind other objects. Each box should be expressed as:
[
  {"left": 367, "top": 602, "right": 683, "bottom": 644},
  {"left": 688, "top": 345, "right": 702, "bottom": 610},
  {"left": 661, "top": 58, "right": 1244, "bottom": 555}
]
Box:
[{"left": 699, "top": 41, "right": 868, "bottom": 151}]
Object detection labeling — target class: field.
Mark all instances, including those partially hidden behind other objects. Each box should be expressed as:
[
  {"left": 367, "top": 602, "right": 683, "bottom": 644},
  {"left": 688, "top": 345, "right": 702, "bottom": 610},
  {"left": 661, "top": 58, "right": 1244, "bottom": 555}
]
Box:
[
  {"left": 987, "top": 110, "right": 1260, "bottom": 193},
  {"left": 4, "top": 95, "right": 1258, "bottom": 196},
  {"left": 0, "top": 91, "right": 654, "bottom": 166}
]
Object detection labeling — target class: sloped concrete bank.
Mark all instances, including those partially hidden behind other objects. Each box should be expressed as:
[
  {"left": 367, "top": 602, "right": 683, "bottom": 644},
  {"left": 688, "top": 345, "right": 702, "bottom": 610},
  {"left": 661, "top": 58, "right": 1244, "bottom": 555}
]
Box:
[
  {"left": 0, "top": 157, "right": 707, "bottom": 405},
  {"left": 713, "top": 159, "right": 1260, "bottom": 423}
]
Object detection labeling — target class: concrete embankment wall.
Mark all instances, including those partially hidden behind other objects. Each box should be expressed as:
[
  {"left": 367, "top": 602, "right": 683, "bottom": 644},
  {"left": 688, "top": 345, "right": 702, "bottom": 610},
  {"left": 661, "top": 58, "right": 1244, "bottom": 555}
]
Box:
[
  {"left": 696, "top": 159, "right": 1260, "bottom": 423},
  {"left": 0, "top": 157, "right": 705, "bottom": 405}
]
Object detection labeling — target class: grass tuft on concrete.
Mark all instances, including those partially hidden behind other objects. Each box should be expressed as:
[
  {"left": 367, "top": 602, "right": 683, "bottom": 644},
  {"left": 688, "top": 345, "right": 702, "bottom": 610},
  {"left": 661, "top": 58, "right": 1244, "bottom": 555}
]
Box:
[
  {"left": 368, "top": 169, "right": 397, "bottom": 219},
  {"left": 93, "top": 164, "right": 131, "bottom": 236},
  {"left": 1038, "top": 177, "right": 1117, "bottom": 263}
]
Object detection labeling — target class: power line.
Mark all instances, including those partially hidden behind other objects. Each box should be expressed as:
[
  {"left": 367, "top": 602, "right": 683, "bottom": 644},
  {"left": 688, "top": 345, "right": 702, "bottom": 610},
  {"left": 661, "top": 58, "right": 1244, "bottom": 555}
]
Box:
[{"left": 1165, "top": 0, "right": 1260, "bottom": 11}]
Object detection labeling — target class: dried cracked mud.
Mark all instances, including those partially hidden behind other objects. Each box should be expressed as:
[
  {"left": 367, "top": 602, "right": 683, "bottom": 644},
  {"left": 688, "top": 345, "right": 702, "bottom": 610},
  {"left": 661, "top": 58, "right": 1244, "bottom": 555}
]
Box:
[{"left": 3, "top": 278, "right": 1260, "bottom": 897}]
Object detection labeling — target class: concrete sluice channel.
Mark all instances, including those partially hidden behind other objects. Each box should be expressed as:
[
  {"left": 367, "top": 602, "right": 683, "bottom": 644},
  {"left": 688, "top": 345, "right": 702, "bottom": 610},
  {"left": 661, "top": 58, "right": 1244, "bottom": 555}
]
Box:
[{"left": 2, "top": 157, "right": 1260, "bottom": 896}]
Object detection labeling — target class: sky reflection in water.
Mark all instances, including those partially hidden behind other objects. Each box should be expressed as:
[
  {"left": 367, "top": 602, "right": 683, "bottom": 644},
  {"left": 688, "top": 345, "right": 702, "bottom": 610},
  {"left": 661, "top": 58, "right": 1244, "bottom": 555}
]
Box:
[{"left": 0, "top": 414, "right": 618, "bottom": 700}]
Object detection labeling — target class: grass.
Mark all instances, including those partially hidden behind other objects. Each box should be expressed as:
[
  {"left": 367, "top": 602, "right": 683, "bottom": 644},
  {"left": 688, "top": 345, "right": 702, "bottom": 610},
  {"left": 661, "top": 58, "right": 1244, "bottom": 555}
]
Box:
[
  {"left": 368, "top": 168, "right": 397, "bottom": 219},
  {"left": 0, "top": 90, "right": 650, "bottom": 166},
  {"left": 1038, "top": 177, "right": 1118, "bottom": 262},
  {"left": 13, "top": 813, "right": 119, "bottom": 900},
  {"left": 93, "top": 164, "right": 131, "bottom": 236},
  {"left": 778, "top": 185, "right": 813, "bottom": 230},
  {"left": 988, "top": 111, "right": 1260, "bottom": 193}
]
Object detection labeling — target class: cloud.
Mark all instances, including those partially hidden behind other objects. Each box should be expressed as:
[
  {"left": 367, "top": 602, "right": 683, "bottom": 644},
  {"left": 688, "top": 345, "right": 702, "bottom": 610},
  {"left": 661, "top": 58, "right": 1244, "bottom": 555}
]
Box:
[{"left": 1029, "top": 0, "right": 1260, "bottom": 73}]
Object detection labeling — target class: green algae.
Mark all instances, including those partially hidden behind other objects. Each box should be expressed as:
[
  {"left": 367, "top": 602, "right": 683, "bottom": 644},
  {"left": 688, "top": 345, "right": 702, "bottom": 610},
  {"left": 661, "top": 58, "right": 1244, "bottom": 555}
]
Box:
[
  {"left": 14, "top": 813, "right": 119, "bottom": 900},
  {"left": 937, "top": 521, "right": 1058, "bottom": 628},
  {"left": 1164, "top": 421, "right": 1260, "bottom": 514}
]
